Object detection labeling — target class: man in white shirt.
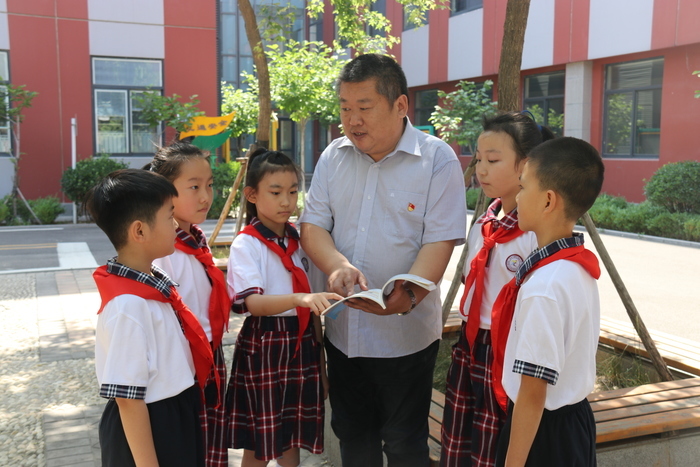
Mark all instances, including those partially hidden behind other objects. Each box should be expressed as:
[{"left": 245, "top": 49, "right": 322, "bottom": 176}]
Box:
[{"left": 301, "top": 53, "right": 466, "bottom": 467}]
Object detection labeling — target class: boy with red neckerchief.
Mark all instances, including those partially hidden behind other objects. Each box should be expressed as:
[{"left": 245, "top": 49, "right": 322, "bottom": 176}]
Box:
[
  {"left": 87, "top": 169, "right": 209, "bottom": 467},
  {"left": 494, "top": 137, "right": 605, "bottom": 467}
]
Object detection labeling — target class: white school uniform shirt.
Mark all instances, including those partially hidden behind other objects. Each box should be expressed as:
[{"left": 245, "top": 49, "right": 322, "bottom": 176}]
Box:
[
  {"left": 95, "top": 295, "right": 196, "bottom": 404},
  {"left": 154, "top": 249, "right": 214, "bottom": 341},
  {"left": 301, "top": 119, "right": 467, "bottom": 358},
  {"left": 502, "top": 260, "right": 600, "bottom": 410},
  {"left": 227, "top": 223, "right": 312, "bottom": 316},
  {"left": 460, "top": 218, "right": 538, "bottom": 329}
]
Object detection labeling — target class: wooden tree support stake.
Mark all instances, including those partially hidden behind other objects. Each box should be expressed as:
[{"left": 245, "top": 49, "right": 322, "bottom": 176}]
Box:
[
  {"left": 442, "top": 159, "right": 488, "bottom": 325},
  {"left": 581, "top": 212, "right": 674, "bottom": 382},
  {"left": 209, "top": 157, "right": 247, "bottom": 246}
]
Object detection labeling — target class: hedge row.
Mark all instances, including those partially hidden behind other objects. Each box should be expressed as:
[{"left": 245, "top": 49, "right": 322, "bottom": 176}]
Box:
[
  {"left": 586, "top": 194, "right": 700, "bottom": 242},
  {"left": 1, "top": 195, "right": 64, "bottom": 225}
]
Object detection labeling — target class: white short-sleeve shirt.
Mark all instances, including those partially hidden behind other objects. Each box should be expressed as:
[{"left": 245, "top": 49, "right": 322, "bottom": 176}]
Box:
[
  {"left": 461, "top": 222, "right": 537, "bottom": 329},
  {"left": 154, "top": 250, "right": 214, "bottom": 341},
  {"left": 301, "top": 119, "right": 467, "bottom": 358},
  {"left": 502, "top": 260, "right": 600, "bottom": 410},
  {"left": 227, "top": 224, "right": 312, "bottom": 316},
  {"left": 95, "top": 295, "right": 196, "bottom": 404}
]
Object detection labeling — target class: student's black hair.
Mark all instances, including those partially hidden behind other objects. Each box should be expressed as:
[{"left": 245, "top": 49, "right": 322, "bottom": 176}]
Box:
[
  {"left": 482, "top": 111, "right": 556, "bottom": 166},
  {"left": 244, "top": 148, "right": 301, "bottom": 225},
  {"left": 143, "top": 140, "right": 210, "bottom": 182},
  {"left": 336, "top": 53, "right": 409, "bottom": 106},
  {"left": 85, "top": 169, "right": 178, "bottom": 250},
  {"left": 527, "top": 137, "right": 605, "bottom": 221}
]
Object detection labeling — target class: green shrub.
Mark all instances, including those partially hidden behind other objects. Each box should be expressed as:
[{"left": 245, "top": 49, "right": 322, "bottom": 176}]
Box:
[
  {"left": 644, "top": 212, "right": 688, "bottom": 238},
  {"left": 61, "top": 155, "right": 129, "bottom": 212},
  {"left": 208, "top": 160, "right": 242, "bottom": 219},
  {"left": 617, "top": 202, "right": 665, "bottom": 234},
  {"left": 683, "top": 217, "right": 700, "bottom": 242},
  {"left": 30, "top": 196, "right": 65, "bottom": 224},
  {"left": 0, "top": 197, "right": 9, "bottom": 224},
  {"left": 466, "top": 188, "right": 480, "bottom": 210},
  {"left": 645, "top": 161, "right": 700, "bottom": 214},
  {"left": 15, "top": 196, "right": 64, "bottom": 224}
]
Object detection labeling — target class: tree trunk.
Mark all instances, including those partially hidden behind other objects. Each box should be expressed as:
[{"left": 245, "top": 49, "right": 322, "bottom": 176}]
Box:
[
  {"left": 238, "top": 0, "right": 271, "bottom": 149},
  {"left": 497, "top": 0, "right": 531, "bottom": 111}
]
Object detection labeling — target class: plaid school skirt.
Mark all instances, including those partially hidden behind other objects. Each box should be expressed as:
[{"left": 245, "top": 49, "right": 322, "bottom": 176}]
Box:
[
  {"left": 199, "top": 344, "right": 228, "bottom": 467},
  {"left": 226, "top": 315, "right": 324, "bottom": 461},
  {"left": 440, "top": 324, "right": 507, "bottom": 467}
]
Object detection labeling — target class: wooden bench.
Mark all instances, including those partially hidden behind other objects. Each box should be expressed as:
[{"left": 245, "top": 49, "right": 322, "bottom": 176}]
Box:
[
  {"left": 427, "top": 378, "right": 700, "bottom": 465},
  {"left": 599, "top": 316, "right": 700, "bottom": 377}
]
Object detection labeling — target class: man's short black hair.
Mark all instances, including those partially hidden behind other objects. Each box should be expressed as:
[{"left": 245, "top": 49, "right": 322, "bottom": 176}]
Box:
[
  {"left": 527, "top": 137, "right": 605, "bottom": 221},
  {"left": 336, "top": 53, "right": 409, "bottom": 105},
  {"left": 85, "top": 169, "right": 178, "bottom": 250}
]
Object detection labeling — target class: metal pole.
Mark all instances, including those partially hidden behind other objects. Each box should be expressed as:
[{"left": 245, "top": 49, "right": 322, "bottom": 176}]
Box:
[{"left": 71, "top": 117, "right": 77, "bottom": 224}]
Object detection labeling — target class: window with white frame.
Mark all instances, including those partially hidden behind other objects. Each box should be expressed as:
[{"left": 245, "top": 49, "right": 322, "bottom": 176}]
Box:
[
  {"left": 524, "top": 71, "right": 565, "bottom": 137},
  {"left": 603, "top": 57, "right": 663, "bottom": 157},
  {"left": 0, "top": 51, "right": 10, "bottom": 154},
  {"left": 92, "top": 58, "right": 162, "bottom": 155},
  {"left": 451, "top": 0, "right": 482, "bottom": 16}
]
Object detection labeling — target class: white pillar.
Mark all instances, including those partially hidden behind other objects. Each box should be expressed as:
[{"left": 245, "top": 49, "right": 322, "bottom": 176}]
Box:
[{"left": 564, "top": 61, "right": 593, "bottom": 142}]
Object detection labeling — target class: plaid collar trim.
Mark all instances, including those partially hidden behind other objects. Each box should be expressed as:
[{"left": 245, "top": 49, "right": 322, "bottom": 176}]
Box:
[
  {"left": 515, "top": 233, "right": 585, "bottom": 285},
  {"left": 478, "top": 198, "right": 519, "bottom": 230},
  {"left": 106, "top": 257, "right": 177, "bottom": 298},
  {"left": 249, "top": 217, "right": 299, "bottom": 241},
  {"left": 177, "top": 225, "right": 207, "bottom": 250}
]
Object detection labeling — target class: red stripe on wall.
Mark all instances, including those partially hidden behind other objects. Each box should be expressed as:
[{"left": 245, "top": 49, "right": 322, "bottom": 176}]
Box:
[
  {"left": 657, "top": 43, "right": 700, "bottom": 165},
  {"left": 164, "top": 0, "right": 216, "bottom": 28},
  {"left": 163, "top": 0, "right": 218, "bottom": 143},
  {"left": 676, "top": 0, "right": 700, "bottom": 45},
  {"left": 387, "top": 0, "right": 403, "bottom": 64},
  {"left": 569, "top": 0, "right": 589, "bottom": 62},
  {"left": 651, "top": 0, "right": 677, "bottom": 49},
  {"left": 482, "top": 0, "right": 507, "bottom": 76},
  {"left": 7, "top": 0, "right": 53, "bottom": 16},
  {"left": 8, "top": 14, "right": 63, "bottom": 199},
  {"left": 56, "top": 16, "right": 93, "bottom": 198},
  {"left": 55, "top": 0, "right": 88, "bottom": 19},
  {"left": 553, "top": 0, "right": 572, "bottom": 65},
  {"left": 163, "top": 26, "right": 218, "bottom": 117},
  {"left": 428, "top": 8, "right": 449, "bottom": 84}
]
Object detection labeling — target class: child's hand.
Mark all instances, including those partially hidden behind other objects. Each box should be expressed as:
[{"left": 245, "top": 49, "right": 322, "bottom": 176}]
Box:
[{"left": 297, "top": 292, "right": 343, "bottom": 316}]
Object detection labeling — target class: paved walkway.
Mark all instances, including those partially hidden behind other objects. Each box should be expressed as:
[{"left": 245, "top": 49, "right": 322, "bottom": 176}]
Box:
[{"left": 1, "top": 269, "right": 328, "bottom": 467}]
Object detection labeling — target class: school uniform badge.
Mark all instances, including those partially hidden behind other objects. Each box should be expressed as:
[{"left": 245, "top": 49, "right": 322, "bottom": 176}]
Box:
[
  {"left": 505, "top": 254, "right": 523, "bottom": 272},
  {"left": 407, "top": 203, "right": 415, "bottom": 212}
]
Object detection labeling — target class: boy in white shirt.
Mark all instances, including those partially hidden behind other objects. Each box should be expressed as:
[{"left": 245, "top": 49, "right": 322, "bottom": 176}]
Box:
[
  {"left": 88, "top": 169, "right": 210, "bottom": 466},
  {"left": 494, "top": 137, "right": 605, "bottom": 467}
]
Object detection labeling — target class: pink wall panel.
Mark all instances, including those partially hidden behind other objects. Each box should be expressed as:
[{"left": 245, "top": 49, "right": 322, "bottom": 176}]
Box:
[
  {"left": 8, "top": 14, "right": 63, "bottom": 199},
  {"left": 164, "top": 0, "right": 216, "bottom": 28},
  {"left": 164, "top": 26, "right": 218, "bottom": 136},
  {"left": 428, "top": 8, "right": 449, "bottom": 84},
  {"left": 651, "top": 0, "right": 678, "bottom": 49}
]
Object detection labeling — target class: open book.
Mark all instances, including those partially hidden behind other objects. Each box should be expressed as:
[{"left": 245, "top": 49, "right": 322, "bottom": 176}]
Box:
[{"left": 323, "top": 273, "right": 436, "bottom": 319}]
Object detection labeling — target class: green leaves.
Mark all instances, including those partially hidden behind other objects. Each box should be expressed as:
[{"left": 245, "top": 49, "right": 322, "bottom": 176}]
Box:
[
  {"left": 430, "top": 80, "right": 497, "bottom": 151},
  {"left": 133, "top": 92, "right": 204, "bottom": 134},
  {"left": 267, "top": 40, "right": 345, "bottom": 127},
  {"left": 221, "top": 84, "right": 259, "bottom": 139},
  {"left": 0, "top": 83, "right": 37, "bottom": 126}
]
